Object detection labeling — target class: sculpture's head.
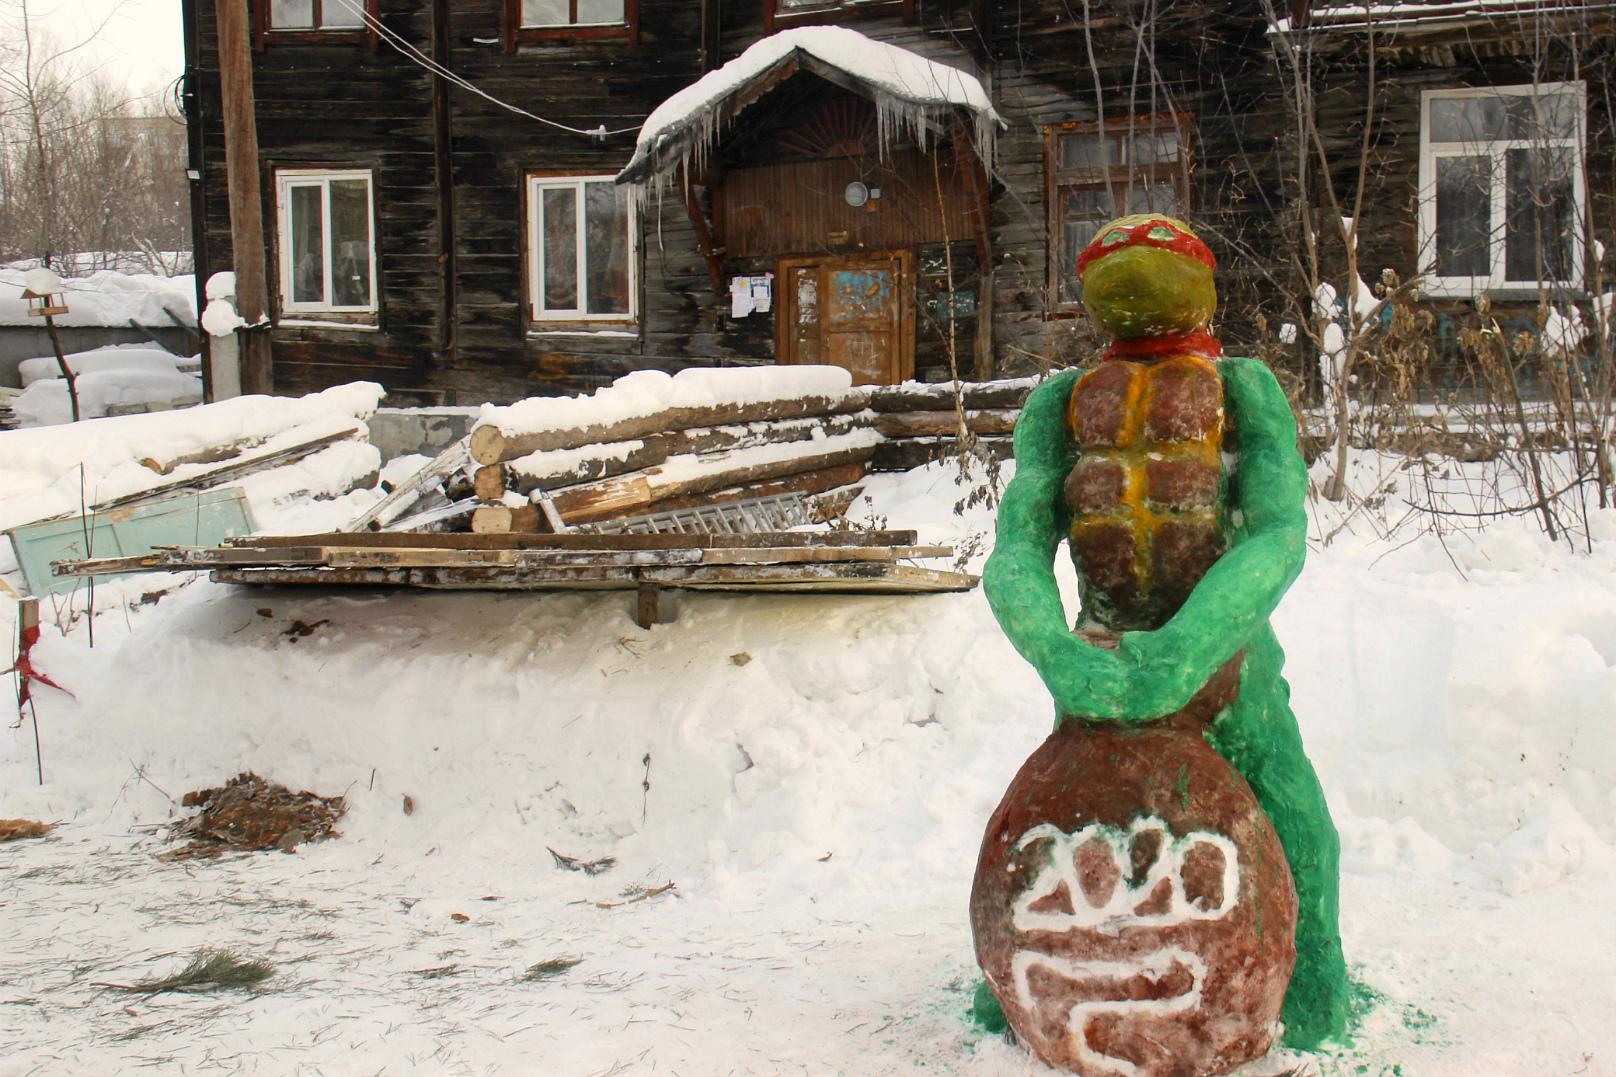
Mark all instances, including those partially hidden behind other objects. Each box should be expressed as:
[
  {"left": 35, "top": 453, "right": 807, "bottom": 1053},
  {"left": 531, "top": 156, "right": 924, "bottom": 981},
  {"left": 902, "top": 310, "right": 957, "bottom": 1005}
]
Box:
[{"left": 1076, "top": 215, "right": 1216, "bottom": 340}]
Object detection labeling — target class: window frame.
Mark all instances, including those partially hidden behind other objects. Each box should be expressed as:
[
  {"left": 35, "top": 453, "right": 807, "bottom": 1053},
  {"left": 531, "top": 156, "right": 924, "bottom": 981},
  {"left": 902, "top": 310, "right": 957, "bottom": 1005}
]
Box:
[
  {"left": 764, "top": 0, "right": 916, "bottom": 31},
  {"left": 1417, "top": 82, "right": 1587, "bottom": 298},
  {"left": 253, "top": 0, "right": 379, "bottom": 49},
  {"left": 1044, "top": 112, "right": 1195, "bottom": 315},
  {"left": 503, "top": 0, "right": 640, "bottom": 50},
  {"left": 273, "top": 167, "right": 380, "bottom": 322},
  {"left": 523, "top": 172, "right": 640, "bottom": 330}
]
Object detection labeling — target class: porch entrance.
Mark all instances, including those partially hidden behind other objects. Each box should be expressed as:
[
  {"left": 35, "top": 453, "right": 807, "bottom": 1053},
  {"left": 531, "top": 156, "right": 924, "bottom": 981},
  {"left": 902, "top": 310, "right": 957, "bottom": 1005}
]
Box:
[{"left": 777, "top": 250, "right": 914, "bottom": 386}]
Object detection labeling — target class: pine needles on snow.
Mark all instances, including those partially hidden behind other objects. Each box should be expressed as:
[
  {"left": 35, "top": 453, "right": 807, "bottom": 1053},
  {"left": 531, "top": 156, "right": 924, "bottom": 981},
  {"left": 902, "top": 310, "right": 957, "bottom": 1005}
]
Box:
[
  {"left": 522, "top": 957, "right": 582, "bottom": 982},
  {"left": 100, "top": 949, "right": 274, "bottom": 994}
]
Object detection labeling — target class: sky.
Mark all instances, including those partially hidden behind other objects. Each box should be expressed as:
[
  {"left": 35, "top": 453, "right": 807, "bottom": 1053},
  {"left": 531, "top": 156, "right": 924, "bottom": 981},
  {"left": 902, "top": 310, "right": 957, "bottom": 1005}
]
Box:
[{"left": 28, "top": 0, "right": 186, "bottom": 107}]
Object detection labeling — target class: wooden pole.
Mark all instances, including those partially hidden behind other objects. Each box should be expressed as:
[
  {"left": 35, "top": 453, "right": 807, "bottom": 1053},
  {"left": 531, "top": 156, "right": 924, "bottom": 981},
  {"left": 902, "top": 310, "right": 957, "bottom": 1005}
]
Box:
[
  {"left": 42, "top": 314, "right": 80, "bottom": 422},
  {"left": 215, "top": 0, "right": 274, "bottom": 395}
]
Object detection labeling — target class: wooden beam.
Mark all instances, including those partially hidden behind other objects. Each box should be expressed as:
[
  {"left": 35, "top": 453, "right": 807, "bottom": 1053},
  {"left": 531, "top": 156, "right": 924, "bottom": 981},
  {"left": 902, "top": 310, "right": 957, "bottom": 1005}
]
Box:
[
  {"left": 682, "top": 164, "right": 726, "bottom": 299},
  {"left": 225, "top": 528, "right": 920, "bottom": 551},
  {"left": 214, "top": 0, "right": 272, "bottom": 395},
  {"left": 470, "top": 393, "right": 866, "bottom": 466},
  {"left": 873, "top": 410, "right": 1019, "bottom": 438}
]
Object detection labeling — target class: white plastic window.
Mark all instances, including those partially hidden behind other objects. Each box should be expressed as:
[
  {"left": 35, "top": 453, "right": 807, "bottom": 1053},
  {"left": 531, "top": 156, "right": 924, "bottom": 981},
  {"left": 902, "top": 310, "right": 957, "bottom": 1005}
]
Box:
[
  {"left": 1418, "top": 83, "right": 1586, "bottom": 296},
  {"left": 526, "top": 175, "right": 637, "bottom": 323},
  {"left": 276, "top": 169, "right": 377, "bottom": 315}
]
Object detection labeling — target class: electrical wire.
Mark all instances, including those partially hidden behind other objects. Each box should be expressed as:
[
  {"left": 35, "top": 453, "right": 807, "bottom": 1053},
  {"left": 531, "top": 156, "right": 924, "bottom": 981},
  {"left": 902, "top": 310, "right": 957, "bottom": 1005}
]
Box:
[{"left": 328, "top": 0, "right": 643, "bottom": 141}]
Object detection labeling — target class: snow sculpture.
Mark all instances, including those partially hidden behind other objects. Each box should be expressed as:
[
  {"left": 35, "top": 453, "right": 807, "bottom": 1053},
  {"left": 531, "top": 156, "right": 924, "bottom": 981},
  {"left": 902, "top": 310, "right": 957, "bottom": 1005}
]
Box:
[{"left": 972, "top": 215, "right": 1348, "bottom": 1075}]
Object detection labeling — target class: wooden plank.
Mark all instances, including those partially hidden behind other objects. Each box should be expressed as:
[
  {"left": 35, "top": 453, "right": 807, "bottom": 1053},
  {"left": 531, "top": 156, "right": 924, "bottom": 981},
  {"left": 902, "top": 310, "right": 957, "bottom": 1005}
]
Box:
[
  {"left": 697, "top": 545, "right": 952, "bottom": 565},
  {"left": 469, "top": 393, "right": 867, "bottom": 465},
  {"left": 873, "top": 409, "right": 1020, "bottom": 438},
  {"left": 225, "top": 529, "right": 920, "bottom": 551},
  {"left": 349, "top": 435, "right": 471, "bottom": 531},
  {"left": 546, "top": 442, "right": 877, "bottom": 525}
]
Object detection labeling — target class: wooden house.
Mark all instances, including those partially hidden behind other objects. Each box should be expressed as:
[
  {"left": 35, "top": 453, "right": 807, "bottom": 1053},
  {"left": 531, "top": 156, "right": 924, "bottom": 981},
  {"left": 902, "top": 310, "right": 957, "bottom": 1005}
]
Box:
[{"left": 179, "top": 1, "right": 1615, "bottom": 405}]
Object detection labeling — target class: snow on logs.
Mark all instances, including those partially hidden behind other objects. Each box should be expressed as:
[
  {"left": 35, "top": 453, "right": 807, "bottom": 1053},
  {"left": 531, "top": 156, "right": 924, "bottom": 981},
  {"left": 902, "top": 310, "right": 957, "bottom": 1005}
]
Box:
[
  {"left": 865, "top": 377, "right": 1036, "bottom": 472},
  {"left": 466, "top": 367, "right": 877, "bottom": 533}
]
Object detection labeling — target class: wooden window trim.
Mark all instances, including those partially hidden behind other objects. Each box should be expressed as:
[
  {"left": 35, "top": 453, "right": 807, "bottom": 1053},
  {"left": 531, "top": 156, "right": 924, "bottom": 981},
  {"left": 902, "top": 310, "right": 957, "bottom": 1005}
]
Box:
[
  {"left": 522, "top": 171, "right": 641, "bottom": 331},
  {"left": 765, "top": 0, "right": 916, "bottom": 32},
  {"left": 1044, "top": 112, "right": 1195, "bottom": 316},
  {"left": 503, "top": 0, "right": 640, "bottom": 52},
  {"left": 253, "top": 0, "right": 379, "bottom": 51},
  {"left": 270, "top": 165, "right": 381, "bottom": 326}
]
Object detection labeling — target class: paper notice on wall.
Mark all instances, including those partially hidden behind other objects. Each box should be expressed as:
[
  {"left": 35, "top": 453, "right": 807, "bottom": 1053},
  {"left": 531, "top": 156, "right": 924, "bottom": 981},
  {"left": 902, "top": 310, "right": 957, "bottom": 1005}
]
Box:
[
  {"left": 751, "top": 276, "right": 772, "bottom": 313},
  {"left": 730, "top": 277, "right": 755, "bottom": 318}
]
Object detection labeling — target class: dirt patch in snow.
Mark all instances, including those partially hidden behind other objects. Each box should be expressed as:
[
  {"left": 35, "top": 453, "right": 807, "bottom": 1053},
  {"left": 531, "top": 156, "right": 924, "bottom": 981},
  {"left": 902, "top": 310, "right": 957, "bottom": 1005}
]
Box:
[{"left": 167, "top": 772, "right": 345, "bottom": 858}]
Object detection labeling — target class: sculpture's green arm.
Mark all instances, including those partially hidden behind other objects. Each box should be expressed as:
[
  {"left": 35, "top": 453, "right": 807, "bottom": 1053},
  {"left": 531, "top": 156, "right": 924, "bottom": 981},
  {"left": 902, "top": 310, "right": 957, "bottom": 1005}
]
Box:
[
  {"left": 982, "top": 371, "right": 1135, "bottom": 720},
  {"left": 1116, "top": 356, "right": 1309, "bottom": 716}
]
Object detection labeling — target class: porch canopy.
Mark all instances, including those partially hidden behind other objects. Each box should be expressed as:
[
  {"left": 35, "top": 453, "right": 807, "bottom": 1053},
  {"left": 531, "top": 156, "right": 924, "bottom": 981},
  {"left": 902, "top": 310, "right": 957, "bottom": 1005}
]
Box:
[{"left": 615, "top": 26, "right": 1003, "bottom": 186}]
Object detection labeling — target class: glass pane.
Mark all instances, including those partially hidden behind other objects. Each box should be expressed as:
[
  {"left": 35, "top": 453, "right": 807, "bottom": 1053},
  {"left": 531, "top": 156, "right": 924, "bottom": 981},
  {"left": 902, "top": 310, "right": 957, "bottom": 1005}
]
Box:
[
  {"left": 289, "top": 185, "right": 325, "bottom": 305},
  {"left": 1058, "top": 187, "right": 1115, "bottom": 305},
  {"left": 541, "top": 187, "right": 578, "bottom": 311},
  {"left": 1505, "top": 91, "right": 1579, "bottom": 141},
  {"left": 1060, "top": 134, "right": 1117, "bottom": 170},
  {"left": 330, "top": 179, "right": 372, "bottom": 307},
  {"left": 1063, "top": 187, "right": 1115, "bottom": 220},
  {"left": 1434, "top": 156, "right": 1491, "bottom": 278},
  {"left": 1131, "top": 129, "right": 1180, "bottom": 164},
  {"left": 1430, "top": 96, "right": 1506, "bottom": 143},
  {"left": 270, "top": 0, "right": 315, "bottom": 29},
  {"left": 577, "top": 0, "right": 625, "bottom": 23},
  {"left": 1505, "top": 147, "right": 1575, "bottom": 283},
  {"left": 584, "top": 182, "right": 630, "bottom": 316},
  {"left": 1124, "top": 181, "right": 1180, "bottom": 216},
  {"left": 319, "top": 0, "right": 365, "bottom": 28},
  {"left": 523, "top": 0, "right": 570, "bottom": 25}
]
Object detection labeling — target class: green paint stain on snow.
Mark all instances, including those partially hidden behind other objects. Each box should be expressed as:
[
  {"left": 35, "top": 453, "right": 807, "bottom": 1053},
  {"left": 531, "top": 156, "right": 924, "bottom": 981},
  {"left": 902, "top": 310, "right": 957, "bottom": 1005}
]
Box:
[{"left": 970, "top": 979, "right": 1008, "bottom": 1033}]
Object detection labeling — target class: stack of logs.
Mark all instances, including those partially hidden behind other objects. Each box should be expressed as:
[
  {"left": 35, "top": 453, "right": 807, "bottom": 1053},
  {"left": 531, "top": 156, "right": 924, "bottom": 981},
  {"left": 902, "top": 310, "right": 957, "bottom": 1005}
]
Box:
[
  {"left": 465, "top": 389, "right": 882, "bottom": 534},
  {"left": 868, "top": 378, "right": 1036, "bottom": 472}
]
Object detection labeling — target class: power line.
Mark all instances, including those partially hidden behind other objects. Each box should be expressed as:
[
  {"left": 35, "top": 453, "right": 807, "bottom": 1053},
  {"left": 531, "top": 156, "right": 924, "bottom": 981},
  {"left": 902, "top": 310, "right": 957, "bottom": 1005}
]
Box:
[{"left": 329, "top": 0, "right": 643, "bottom": 141}]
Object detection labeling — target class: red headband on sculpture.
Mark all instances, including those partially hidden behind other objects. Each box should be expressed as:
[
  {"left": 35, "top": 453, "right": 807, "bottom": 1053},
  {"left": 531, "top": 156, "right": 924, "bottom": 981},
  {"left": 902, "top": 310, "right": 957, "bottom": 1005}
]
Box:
[{"left": 1076, "top": 218, "right": 1216, "bottom": 279}]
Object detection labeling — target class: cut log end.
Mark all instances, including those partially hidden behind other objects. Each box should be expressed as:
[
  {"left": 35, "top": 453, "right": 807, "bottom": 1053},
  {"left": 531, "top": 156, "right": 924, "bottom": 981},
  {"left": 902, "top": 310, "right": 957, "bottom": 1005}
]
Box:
[
  {"left": 473, "top": 464, "right": 508, "bottom": 502},
  {"left": 469, "top": 425, "right": 508, "bottom": 466},
  {"left": 470, "top": 504, "right": 541, "bottom": 535}
]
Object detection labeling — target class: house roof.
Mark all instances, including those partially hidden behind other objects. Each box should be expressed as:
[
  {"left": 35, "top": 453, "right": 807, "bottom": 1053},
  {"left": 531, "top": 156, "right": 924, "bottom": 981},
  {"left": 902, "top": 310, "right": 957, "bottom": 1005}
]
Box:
[
  {"left": 1274, "top": 0, "right": 1616, "bottom": 33},
  {"left": 615, "top": 27, "right": 1002, "bottom": 186}
]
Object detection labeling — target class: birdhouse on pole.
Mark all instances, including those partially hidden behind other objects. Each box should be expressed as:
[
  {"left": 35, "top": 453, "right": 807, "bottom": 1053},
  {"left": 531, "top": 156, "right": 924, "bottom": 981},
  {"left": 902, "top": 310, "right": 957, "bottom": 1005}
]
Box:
[
  {"left": 21, "top": 288, "right": 69, "bottom": 318},
  {"left": 21, "top": 267, "right": 68, "bottom": 317}
]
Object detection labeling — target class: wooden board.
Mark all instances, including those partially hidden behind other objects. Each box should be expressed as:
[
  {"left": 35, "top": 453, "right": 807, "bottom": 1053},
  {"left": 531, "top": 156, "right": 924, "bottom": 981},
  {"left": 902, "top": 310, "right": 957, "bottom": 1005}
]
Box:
[
  {"left": 13, "top": 488, "right": 257, "bottom": 597},
  {"left": 221, "top": 529, "right": 921, "bottom": 551},
  {"left": 208, "top": 560, "right": 977, "bottom": 594}
]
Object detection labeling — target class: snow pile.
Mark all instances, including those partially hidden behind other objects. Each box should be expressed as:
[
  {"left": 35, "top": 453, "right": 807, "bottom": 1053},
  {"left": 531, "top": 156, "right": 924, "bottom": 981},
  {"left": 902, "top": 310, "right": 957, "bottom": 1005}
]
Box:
[
  {"left": 0, "top": 267, "right": 197, "bottom": 328},
  {"left": 0, "top": 381, "right": 384, "bottom": 532},
  {"left": 478, "top": 365, "right": 856, "bottom": 436},
  {"left": 200, "top": 271, "right": 249, "bottom": 337},
  {"left": 3, "top": 450, "right": 1615, "bottom": 1072},
  {"left": 619, "top": 26, "right": 1002, "bottom": 184},
  {"left": 16, "top": 345, "right": 192, "bottom": 388}
]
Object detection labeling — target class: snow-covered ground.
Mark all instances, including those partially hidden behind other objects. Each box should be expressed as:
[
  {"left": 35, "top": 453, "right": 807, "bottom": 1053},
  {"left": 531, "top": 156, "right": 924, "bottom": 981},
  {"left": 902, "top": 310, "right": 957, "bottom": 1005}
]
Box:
[{"left": 3, "top": 439, "right": 1615, "bottom": 1075}]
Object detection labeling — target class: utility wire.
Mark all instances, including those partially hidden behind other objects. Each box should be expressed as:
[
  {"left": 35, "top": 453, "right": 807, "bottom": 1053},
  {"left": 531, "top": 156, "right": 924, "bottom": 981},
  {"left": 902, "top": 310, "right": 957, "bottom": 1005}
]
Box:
[{"left": 329, "top": 0, "right": 643, "bottom": 141}]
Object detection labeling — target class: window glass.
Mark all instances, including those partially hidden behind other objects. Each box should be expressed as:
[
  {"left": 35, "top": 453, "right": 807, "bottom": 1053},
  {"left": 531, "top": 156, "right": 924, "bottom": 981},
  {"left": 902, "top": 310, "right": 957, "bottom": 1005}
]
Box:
[
  {"left": 321, "top": 0, "right": 365, "bottom": 28},
  {"left": 1434, "top": 156, "right": 1491, "bottom": 278},
  {"left": 584, "top": 182, "right": 630, "bottom": 315},
  {"left": 577, "top": 0, "right": 625, "bottom": 23},
  {"left": 270, "top": 0, "right": 314, "bottom": 28},
  {"left": 1060, "top": 135, "right": 1117, "bottom": 170},
  {"left": 542, "top": 187, "right": 579, "bottom": 311},
  {"left": 289, "top": 185, "right": 325, "bottom": 305},
  {"left": 1504, "top": 146, "right": 1574, "bottom": 282},
  {"left": 330, "top": 179, "right": 372, "bottom": 307},
  {"left": 522, "top": 0, "right": 569, "bottom": 24},
  {"left": 1429, "top": 96, "right": 1507, "bottom": 143}
]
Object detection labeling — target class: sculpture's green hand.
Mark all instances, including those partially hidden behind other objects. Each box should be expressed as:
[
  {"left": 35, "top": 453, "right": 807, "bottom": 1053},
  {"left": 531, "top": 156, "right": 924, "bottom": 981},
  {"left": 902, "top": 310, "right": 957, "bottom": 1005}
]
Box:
[{"left": 984, "top": 371, "right": 1148, "bottom": 724}]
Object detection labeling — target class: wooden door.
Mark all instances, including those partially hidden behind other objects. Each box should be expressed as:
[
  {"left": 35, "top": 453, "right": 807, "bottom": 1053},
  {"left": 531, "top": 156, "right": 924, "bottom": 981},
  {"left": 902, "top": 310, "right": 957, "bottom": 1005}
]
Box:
[{"left": 778, "top": 250, "right": 914, "bottom": 385}]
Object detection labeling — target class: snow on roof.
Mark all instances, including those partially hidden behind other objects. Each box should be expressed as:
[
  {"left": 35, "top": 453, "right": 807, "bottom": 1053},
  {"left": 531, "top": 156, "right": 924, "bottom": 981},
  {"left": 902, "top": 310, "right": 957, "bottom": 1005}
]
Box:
[
  {"left": 616, "top": 26, "right": 1002, "bottom": 186},
  {"left": 1274, "top": 0, "right": 1616, "bottom": 33},
  {"left": 0, "top": 268, "right": 198, "bottom": 329}
]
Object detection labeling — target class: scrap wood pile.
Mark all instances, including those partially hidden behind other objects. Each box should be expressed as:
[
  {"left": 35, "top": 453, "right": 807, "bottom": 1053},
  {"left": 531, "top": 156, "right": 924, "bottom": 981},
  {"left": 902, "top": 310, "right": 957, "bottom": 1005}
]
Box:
[
  {"left": 867, "top": 377, "right": 1034, "bottom": 472},
  {"left": 457, "top": 366, "right": 880, "bottom": 536},
  {"left": 54, "top": 529, "right": 975, "bottom": 625}
]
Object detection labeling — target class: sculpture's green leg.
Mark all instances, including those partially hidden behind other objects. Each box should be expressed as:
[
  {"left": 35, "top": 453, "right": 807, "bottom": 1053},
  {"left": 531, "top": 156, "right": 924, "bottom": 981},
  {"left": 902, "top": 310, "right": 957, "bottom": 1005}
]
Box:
[{"left": 1207, "top": 625, "right": 1349, "bottom": 1049}]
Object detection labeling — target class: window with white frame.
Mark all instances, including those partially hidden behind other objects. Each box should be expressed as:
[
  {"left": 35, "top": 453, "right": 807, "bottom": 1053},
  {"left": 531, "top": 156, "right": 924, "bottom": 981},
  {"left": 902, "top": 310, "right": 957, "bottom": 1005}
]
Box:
[
  {"left": 526, "top": 175, "right": 636, "bottom": 324},
  {"left": 275, "top": 169, "right": 377, "bottom": 317},
  {"left": 1418, "top": 83, "right": 1586, "bottom": 296}
]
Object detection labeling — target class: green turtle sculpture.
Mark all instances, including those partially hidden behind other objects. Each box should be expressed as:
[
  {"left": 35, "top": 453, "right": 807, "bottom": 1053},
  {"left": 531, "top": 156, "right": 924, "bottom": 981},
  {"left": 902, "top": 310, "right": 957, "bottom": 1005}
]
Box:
[{"left": 970, "top": 214, "right": 1348, "bottom": 1076}]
